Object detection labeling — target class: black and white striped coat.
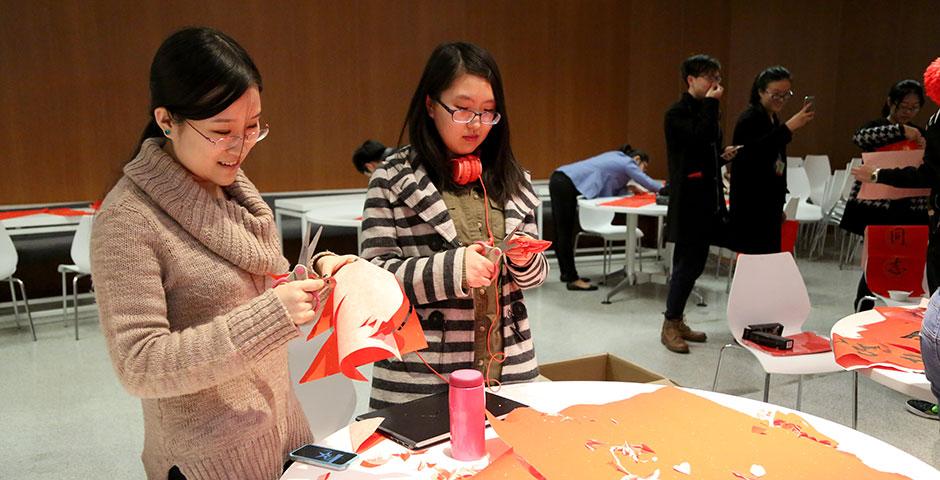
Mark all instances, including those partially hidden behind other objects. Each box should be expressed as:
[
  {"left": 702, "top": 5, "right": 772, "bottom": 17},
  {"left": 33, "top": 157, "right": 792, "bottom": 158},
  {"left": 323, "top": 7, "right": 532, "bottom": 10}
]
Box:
[{"left": 360, "top": 148, "right": 547, "bottom": 408}]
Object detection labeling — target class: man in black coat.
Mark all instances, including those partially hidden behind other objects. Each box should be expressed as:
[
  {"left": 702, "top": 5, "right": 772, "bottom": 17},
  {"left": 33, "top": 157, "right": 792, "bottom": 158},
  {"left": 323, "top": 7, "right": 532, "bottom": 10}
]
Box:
[{"left": 661, "top": 54, "right": 738, "bottom": 353}]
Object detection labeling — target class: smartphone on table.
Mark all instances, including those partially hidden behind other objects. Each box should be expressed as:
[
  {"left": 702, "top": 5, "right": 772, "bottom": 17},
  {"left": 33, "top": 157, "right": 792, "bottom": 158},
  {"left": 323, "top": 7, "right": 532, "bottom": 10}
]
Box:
[
  {"left": 289, "top": 444, "right": 359, "bottom": 471},
  {"left": 803, "top": 95, "right": 815, "bottom": 112}
]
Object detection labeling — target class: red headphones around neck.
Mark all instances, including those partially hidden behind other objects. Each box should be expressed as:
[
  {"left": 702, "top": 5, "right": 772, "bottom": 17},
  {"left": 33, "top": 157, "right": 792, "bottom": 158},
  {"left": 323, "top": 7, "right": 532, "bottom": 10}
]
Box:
[{"left": 451, "top": 154, "right": 482, "bottom": 185}]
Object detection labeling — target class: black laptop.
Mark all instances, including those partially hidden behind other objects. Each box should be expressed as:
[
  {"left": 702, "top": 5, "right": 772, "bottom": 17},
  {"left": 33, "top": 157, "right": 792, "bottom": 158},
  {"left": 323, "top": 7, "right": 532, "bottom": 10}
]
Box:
[{"left": 355, "top": 391, "right": 527, "bottom": 450}]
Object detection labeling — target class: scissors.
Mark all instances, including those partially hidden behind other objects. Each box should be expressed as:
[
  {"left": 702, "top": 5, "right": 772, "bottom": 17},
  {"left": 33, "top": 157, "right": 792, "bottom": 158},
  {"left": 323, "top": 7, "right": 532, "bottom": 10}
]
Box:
[
  {"left": 479, "top": 221, "right": 525, "bottom": 262},
  {"left": 273, "top": 224, "right": 323, "bottom": 287}
]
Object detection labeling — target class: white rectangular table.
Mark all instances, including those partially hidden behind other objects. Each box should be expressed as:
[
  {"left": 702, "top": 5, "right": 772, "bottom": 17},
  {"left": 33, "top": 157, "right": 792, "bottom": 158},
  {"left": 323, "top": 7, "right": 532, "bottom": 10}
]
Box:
[
  {"left": 591, "top": 197, "right": 668, "bottom": 302},
  {"left": 1, "top": 208, "right": 93, "bottom": 236}
]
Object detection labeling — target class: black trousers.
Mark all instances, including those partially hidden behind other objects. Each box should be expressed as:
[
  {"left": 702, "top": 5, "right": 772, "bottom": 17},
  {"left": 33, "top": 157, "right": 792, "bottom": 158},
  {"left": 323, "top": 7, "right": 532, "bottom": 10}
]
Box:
[
  {"left": 665, "top": 238, "right": 711, "bottom": 319},
  {"left": 549, "top": 171, "right": 582, "bottom": 282}
]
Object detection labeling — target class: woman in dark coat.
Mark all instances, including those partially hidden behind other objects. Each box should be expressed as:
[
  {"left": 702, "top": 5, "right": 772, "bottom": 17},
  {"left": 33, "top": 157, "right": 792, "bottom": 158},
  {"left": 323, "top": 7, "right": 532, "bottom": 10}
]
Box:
[{"left": 730, "top": 66, "right": 815, "bottom": 253}]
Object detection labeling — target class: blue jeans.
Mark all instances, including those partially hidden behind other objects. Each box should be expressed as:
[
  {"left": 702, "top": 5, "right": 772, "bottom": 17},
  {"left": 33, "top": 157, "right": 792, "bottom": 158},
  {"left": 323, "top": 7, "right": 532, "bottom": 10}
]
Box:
[{"left": 922, "top": 290, "right": 940, "bottom": 404}]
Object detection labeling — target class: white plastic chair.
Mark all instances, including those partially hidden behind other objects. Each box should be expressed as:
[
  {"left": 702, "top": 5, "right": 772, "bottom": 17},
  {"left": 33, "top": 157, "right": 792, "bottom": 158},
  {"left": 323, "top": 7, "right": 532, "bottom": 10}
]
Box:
[
  {"left": 57, "top": 215, "right": 93, "bottom": 340},
  {"left": 803, "top": 155, "right": 832, "bottom": 205},
  {"left": 0, "top": 223, "right": 36, "bottom": 341},
  {"left": 787, "top": 156, "right": 804, "bottom": 168},
  {"left": 576, "top": 198, "right": 644, "bottom": 283},
  {"left": 712, "top": 252, "right": 843, "bottom": 410},
  {"left": 287, "top": 326, "right": 357, "bottom": 440},
  {"left": 808, "top": 169, "right": 848, "bottom": 258}
]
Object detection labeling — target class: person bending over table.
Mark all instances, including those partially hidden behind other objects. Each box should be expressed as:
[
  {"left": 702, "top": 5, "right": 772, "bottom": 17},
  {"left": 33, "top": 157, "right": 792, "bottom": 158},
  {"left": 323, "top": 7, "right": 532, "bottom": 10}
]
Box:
[
  {"left": 729, "top": 65, "right": 814, "bottom": 254},
  {"left": 90, "top": 28, "right": 356, "bottom": 480},
  {"left": 360, "top": 42, "right": 547, "bottom": 409},
  {"left": 549, "top": 145, "right": 662, "bottom": 291}
]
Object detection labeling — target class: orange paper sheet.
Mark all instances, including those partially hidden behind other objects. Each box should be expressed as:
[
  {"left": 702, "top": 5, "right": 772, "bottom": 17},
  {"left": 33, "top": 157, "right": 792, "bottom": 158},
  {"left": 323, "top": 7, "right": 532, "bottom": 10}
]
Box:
[
  {"left": 598, "top": 193, "right": 657, "bottom": 208},
  {"left": 858, "top": 150, "right": 930, "bottom": 200},
  {"left": 832, "top": 307, "right": 924, "bottom": 372},
  {"left": 300, "top": 261, "right": 427, "bottom": 383},
  {"left": 482, "top": 387, "right": 910, "bottom": 479}
]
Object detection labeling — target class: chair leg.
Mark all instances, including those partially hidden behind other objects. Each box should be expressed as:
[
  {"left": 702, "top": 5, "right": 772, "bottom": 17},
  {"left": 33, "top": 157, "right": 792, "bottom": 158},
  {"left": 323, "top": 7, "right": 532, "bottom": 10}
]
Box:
[
  {"left": 12, "top": 278, "right": 36, "bottom": 341},
  {"left": 73, "top": 274, "right": 82, "bottom": 340},
  {"left": 712, "top": 343, "right": 731, "bottom": 391},
  {"left": 602, "top": 240, "right": 609, "bottom": 284},
  {"left": 61, "top": 271, "right": 69, "bottom": 326},
  {"left": 852, "top": 371, "right": 859, "bottom": 430},
  {"left": 8, "top": 278, "right": 21, "bottom": 328},
  {"left": 796, "top": 374, "right": 803, "bottom": 411},
  {"left": 763, "top": 373, "right": 771, "bottom": 403}
]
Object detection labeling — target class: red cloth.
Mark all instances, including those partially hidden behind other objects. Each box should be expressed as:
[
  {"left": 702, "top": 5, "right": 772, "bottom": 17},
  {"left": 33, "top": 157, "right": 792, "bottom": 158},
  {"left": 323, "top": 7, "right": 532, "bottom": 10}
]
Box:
[
  {"left": 743, "top": 331, "right": 832, "bottom": 356},
  {"left": 598, "top": 193, "right": 656, "bottom": 208}
]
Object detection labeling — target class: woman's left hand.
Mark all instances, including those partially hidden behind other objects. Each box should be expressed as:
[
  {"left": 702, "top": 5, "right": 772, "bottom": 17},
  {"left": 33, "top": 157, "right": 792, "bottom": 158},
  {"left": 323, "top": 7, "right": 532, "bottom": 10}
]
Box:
[
  {"left": 315, "top": 254, "right": 358, "bottom": 276},
  {"left": 851, "top": 164, "right": 876, "bottom": 183},
  {"left": 720, "top": 145, "right": 740, "bottom": 161},
  {"left": 504, "top": 235, "right": 535, "bottom": 266}
]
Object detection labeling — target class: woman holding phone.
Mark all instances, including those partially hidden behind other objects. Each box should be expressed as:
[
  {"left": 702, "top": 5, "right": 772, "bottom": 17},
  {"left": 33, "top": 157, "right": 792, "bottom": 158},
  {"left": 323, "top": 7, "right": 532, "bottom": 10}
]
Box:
[
  {"left": 360, "top": 42, "right": 547, "bottom": 409},
  {"left": 729, "top": 66, "right": 814, "bottom": 254},
  {"left": 91, "top": 28, "right": 353, "bottom": 479}
]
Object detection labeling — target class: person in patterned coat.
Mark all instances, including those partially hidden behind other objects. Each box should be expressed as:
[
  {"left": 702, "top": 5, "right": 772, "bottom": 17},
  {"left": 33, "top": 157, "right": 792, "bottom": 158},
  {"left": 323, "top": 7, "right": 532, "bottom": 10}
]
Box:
[{"left": 360, "top": 42, "right": 547, "bottom": 409}]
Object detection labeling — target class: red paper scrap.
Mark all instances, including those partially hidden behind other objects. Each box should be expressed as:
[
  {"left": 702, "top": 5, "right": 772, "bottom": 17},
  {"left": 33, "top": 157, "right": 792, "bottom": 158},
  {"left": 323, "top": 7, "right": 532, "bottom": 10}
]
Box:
[
  {"left": 598, "top": 193, "right": 657, "bottom": 208},
  {"left": 743, "top": 331, "right": 832, "bottom": 356}
]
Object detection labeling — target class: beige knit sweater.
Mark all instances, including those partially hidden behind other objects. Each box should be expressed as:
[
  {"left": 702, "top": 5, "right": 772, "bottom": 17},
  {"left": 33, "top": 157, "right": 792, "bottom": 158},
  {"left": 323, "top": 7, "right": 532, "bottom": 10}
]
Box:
[{"left": 91, "top": 139, "right": 312, "bottom": 479}]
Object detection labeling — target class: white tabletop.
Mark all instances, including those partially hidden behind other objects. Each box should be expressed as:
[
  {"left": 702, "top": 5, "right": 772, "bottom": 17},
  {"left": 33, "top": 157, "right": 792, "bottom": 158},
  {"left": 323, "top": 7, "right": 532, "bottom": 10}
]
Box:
[
  {"left": 276, "top": 194, "right": 368, "bottom": 214},
  {"left": 281, "top": 381, "right": 937, "bottom": 479},
  {"left": 0, "top": 208, "right": 93, "bottom": 236},
  {"left": 831, "top": 308, "right": 933, "bottom": 402}
]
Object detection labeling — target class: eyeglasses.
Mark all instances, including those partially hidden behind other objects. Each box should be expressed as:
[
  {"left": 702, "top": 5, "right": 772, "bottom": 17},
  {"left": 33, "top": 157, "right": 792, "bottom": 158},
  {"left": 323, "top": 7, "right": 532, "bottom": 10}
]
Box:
[
  {"left": 433, "top": 99, "right": 501, "bottom": 125},
  {"left": 185, "top": 120, "right": 269, "bottom": 151},
  {"left": 700, "top": 74, "right": 722, "bottom": 83},
  {"left": 896, "top": 103, "right": 921, "bottom": 114},
  {"left": 767, "top": 90, "right": 794, "bottom": 101}
]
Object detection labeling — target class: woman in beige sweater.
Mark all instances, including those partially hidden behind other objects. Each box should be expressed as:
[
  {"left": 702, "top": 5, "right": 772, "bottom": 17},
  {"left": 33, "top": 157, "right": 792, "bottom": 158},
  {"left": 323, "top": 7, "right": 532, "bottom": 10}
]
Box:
[{"left": 91, "top": 27, "right": 350, "bottom": 480}]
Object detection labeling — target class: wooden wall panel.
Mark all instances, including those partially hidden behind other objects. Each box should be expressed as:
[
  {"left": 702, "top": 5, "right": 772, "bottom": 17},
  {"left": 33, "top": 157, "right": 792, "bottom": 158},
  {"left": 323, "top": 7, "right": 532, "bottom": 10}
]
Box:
[{"left": 1, "top": 1, "right": 940, "bottom": 204}]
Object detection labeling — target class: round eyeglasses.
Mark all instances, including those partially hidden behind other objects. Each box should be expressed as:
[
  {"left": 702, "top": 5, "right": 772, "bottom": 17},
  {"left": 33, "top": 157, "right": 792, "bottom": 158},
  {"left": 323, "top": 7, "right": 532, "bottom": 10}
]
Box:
[
  {"left": 186, "top": 120, "right": 269, "bottom": 151},
  {"left": 768, "top": 90, "right": 794, "bottom": 101},
  {"left": 434, "top": 99, "right": 501, "bottom": 125}
]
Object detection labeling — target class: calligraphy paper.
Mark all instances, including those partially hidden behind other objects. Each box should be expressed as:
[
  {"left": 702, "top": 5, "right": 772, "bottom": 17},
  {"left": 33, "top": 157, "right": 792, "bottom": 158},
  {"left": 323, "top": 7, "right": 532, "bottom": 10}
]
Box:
[
  {"left": 858, "top": 150, "right": 929, "bottom": 200},
  {"left": 832, "top": 307, "right": 925, "bottom": 373},
  {"left": 300, "top": 260, "right": 427, "bottom": 383},
  {"left": 599, "top": 193, "right": 657, "bottom": 208},
  {"left": 482, "top": 387, "right": 910, "bottom": 479}
]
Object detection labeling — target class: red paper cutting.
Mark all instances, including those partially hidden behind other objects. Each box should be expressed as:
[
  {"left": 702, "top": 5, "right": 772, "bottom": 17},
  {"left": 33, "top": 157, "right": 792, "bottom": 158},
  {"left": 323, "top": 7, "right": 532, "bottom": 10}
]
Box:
[
  {"left": 505, "top": 236, "right": 551, "bottom": 256},
  {"left": 598, "top": 193, "right": 657, "bottom": 208},
  {"left": 832, "top": 307, "right": 924, "bottom": 372},
  {"left": 482, "top": 387, "right": 911, "bottom": 479},
  {"left": 300, "top": 261, "right": 428, "bottom": 383},
  {"left": 743, "top": 331, "right": 832, "bottom": 356}
]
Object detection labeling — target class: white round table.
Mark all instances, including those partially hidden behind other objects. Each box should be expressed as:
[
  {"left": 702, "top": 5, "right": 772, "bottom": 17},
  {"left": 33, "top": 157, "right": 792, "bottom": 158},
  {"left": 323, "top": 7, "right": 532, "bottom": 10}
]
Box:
[
  {"left": 592, "top": 197, "right": 668, "bottom": 301},
  {"left": 280, "top": 381, "right": 937, "bottom": 479}
]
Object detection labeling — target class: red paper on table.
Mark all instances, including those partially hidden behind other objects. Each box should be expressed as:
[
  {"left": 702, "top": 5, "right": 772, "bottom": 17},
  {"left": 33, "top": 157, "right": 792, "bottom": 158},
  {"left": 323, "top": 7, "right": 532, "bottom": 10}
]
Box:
[
  {"left": 0, "top": 206, "right": 94, "bottom": 220},
  {"left": 743, "top": 331, "right": 832, "bottom": 356},
  {"left": 831, "top": 307, "right": 924, "bottom": 372},
  {"left": 858, "top": 150, "right": 930, "bottom": 200},
  {"left": 482, "top": 387, "right": 910, "bottom": 479},
  {"left": 598, "top": 193, "right": 656, "bottom": 208},
  {"left": 300, "top": 260, "right": 427, "bottom": 383}
]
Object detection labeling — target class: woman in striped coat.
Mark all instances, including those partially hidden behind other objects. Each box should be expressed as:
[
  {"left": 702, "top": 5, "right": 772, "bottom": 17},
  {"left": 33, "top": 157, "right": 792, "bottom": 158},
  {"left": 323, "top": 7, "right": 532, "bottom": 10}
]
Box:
[{"left": 360, "top": 42, "right": 548, "bottom": 409}]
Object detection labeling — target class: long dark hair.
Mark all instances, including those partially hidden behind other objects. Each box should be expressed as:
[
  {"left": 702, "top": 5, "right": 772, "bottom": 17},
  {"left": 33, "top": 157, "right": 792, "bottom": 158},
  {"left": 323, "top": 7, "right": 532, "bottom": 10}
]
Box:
[
  {"left": 881, "top": 79, "right": 925, "bottom": 117},
  {"left": 618, "top": 144, "right": 649, "bottom": 163},
  {"left": 749, "top": 66, "right": 791, "bottom": 106},
  {"left": 397, "top": 42, "right": 525, "bottom": 203},
  {"left": 132, "top": 27, "right": 262, "bottom": 157}
]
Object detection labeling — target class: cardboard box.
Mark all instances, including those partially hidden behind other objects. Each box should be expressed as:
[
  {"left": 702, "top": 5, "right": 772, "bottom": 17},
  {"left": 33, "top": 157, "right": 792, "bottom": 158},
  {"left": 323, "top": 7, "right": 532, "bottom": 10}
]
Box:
[{"left": 539, "top": 353, "right": 676, "bottom": 386}]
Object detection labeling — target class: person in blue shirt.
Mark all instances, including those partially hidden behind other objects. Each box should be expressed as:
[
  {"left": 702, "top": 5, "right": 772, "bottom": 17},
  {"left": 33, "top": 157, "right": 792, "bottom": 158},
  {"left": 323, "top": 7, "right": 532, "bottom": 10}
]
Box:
[{"left": 549, "top": 145, "right": 662, "bottom": 291}]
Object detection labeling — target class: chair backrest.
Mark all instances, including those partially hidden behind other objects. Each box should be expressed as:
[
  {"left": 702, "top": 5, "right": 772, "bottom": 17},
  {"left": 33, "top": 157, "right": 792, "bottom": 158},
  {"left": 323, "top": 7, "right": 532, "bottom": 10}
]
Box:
[
  {"left": 0, "top": 222, "right": 18, "bottom": 279},
  {"left": 287, "top": 326, "right": 357, "bottom": 440},
  {"left": 785, "top": 166, "right": 812, "bottom": 202},
  {"left": 783, "top": 196, "right": 799, "bottom": 219},
  {"left": 71, "top": 215, "right": 94, "bottom": 274},
  {"left": 863, "top": 225, "right": 929, "bottom": 297},
  {"left": 787, "top": 156, "right": 804, "bottom": 168},
  {"left": 728, "top": 252, "right": 810, "bottom": 340},
  {"left": 577, "top": 199, "right": 617, "bottom": 233},
  {"left": 803, "top": 155, "right": 832, "bottom": 205},
  {"left": 841, "top": 163, "right": 859, "bottom": 199}
]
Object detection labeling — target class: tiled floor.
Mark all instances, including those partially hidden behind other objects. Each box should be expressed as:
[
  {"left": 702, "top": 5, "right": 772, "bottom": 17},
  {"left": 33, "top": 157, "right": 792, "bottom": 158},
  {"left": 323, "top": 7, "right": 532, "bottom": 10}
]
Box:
[{"left": 1, "top": 253, "right": 937, "bottom": 478}]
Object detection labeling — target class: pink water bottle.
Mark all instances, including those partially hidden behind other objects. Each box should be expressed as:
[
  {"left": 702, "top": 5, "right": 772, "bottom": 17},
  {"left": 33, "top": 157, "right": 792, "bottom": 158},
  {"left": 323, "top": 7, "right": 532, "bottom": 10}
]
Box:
[{"left": 448, "top": 369, "right": 485, "bottom": 460}]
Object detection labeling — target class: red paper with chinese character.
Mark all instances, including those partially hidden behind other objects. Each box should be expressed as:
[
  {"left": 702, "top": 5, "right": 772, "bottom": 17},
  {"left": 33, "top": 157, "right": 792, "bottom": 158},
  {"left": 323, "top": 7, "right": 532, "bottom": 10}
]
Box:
[
  {"left": 831, "top": 307, "right": 924, "bottom": 373},
  {"left": 299, "top": 260, "right": 427, "bottom": 383}
]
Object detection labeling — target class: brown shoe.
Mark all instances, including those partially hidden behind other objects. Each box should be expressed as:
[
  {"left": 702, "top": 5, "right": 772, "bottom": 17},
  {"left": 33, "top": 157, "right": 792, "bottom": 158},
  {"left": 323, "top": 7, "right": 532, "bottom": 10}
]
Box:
[
  {"left": 677, "top": 319, "right": 707, "bottom": 343},
  {"left": 661, "top": 319, "right": 690, "bottom": 353}
]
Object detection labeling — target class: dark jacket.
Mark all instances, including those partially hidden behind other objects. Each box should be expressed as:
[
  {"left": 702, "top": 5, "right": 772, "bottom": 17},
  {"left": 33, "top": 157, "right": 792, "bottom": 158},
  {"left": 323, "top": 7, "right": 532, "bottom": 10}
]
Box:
[
  {"left": 729, "top": 104, "right": 793, "bottom": 253},
  {"left": 876, "top": 110, "right": 940, "bottom": 234},
  {"left": 664, "top": 92, "right": 726, "bottom": 244}
]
